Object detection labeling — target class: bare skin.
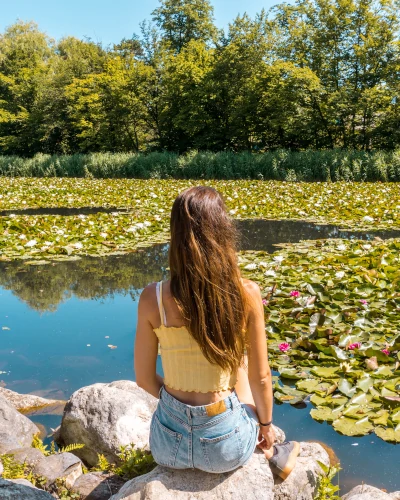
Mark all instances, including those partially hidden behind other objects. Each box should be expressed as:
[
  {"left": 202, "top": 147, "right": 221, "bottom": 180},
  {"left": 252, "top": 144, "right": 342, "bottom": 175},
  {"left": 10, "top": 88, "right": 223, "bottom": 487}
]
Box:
[{"left": 134, "top": 278, "right": 275, "bottom": 458}]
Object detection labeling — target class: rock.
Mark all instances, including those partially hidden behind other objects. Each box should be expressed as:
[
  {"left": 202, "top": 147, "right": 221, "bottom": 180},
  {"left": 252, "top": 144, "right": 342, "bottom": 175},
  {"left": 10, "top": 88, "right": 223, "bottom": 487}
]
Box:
[
  {"left": 110, "top": 450, "right": 274, "bottom": 500},
  {"left": 8, "top": 478, "right": 39, "bottom": 488},
  {"left": 0, "top": 387, "right": 65, "bottom": 414},
  {"left": 273, "top": 442, "right": 330, "bottom": 500},
  {"left": 33, "top": 452, "right": 83, "bottom": 488},
  {"left": 59, "top": 381, "right": 157, "bottom": 466},
  {"left": 0, "top": 395, "right": 39, "bottom": 448},
  {"left": 391, "top": 493, "right": 400, "bottom": 500},
  {"left": 0, "top": 433, "right": 22, "bottom": 454},
  {"left": 0, "top": 478, "right": 53, "bottom": 499},
  {"left": 342, "top": 484, "right": 393, "bottom": 500},
  {"left": 0, "top": 458, "right": 3, "bottom": 476},
  {"left": 7, "top": 447, "right": 46, "bottom": 467},
  {"left": 71, "top": 471, "right": 125, "bottom": 499}
]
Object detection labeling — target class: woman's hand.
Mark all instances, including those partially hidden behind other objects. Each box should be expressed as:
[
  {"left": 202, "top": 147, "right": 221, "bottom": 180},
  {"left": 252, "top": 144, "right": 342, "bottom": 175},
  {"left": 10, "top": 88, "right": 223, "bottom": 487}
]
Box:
[{"left": 258, "top": 425, "right": 276, "bottom": 450}]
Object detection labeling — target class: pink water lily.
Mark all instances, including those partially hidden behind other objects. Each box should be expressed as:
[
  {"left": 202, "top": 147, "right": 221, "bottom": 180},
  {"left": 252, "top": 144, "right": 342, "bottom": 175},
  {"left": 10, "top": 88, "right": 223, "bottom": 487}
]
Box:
[
  {"left": 290, "top": 290, "right": 300, "bottom": 298},
  {"left": 262, "top": 299, "right": 268, "bottom": 306},
  {"left": 348, "top": 342, "right": 361, "bottom": 350},
  {"left": 381, "top": 349, "right": 390, "bottom": 356},
  {"left": 279, "top": 342, "right": 291, "bottom": 352},
  {"left": 359, "top": 299, "right": 368, "bottom": 305}
]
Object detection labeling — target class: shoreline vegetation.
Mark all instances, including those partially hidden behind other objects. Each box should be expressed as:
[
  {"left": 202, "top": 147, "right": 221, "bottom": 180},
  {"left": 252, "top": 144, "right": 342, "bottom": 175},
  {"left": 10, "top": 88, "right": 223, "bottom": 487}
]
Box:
[{"left": 0, "top": 150, "right": 400, "bottom": 181}]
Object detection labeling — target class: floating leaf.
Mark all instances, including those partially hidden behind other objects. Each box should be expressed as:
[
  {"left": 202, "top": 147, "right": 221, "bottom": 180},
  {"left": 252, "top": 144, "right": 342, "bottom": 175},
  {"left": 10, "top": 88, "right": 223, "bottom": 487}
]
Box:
[{"left": 333, "top": 416, "right": 374, "bottom": 436}]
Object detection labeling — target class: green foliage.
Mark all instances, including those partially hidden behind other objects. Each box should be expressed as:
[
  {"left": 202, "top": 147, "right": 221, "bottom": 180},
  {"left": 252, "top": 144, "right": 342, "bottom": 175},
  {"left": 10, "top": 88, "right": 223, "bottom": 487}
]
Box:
[
  {"left": 32, "top": 434, "right": 51, "bottom": 456},
  {"left": 59, "top": 443, "right": 85, "bottom": 454},
  {"left": 91, "top": 446, "right": 156, "bottom": 480},
  {"left": 1, "top": 454, "right": 27, "bottom": 479},
  {"left": 114, "top": 445, "right": 156, "bottom": 480},
  {"left": 0, "top": 0, "right": 399, "bottom": 155},
  {"left": 32, "top": 435, "right": 85, "bottom": 456},
  {"left": 1, "top": 150, "right": 400, "bottom": 180},
  {"left": 315, "top": 461, "right": 341, "bottom": 500}
]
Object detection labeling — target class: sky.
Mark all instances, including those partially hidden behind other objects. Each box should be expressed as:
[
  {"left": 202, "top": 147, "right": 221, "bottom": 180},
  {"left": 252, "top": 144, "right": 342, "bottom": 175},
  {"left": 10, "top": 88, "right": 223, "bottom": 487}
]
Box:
[{"left": 0, "top": 0, "right": 284, "bottom": 46}]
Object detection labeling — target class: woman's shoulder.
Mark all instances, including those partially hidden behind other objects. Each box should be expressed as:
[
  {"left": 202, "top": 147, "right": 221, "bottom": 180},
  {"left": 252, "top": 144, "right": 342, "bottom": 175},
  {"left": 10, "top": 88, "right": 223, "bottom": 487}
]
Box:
[{"left": 241, "top": 278, "right": 261, "bottom": 296}]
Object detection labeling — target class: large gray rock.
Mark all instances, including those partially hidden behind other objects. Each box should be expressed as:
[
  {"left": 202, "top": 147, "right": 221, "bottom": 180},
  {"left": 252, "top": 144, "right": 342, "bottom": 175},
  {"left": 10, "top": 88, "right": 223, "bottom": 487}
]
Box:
[
  {"left": 273, "top": 442, "right": 330, "bottom": 500},
  {"left": 0, "top": 433, "right": 23, "bottom": 454},
  {"left": 0, "top": 387, "right": 65, "bottom": 413},
  {"left": 34, "top": 452, "right": 83, "bottom": 488},
  {"left": 7, "top": 447, "right": 46, "bottom": 467},
  {"left": 0, "top": 478, "right": 53, "bottom": 499},
  {"left": 71, "top": 471, "right": 125, "bottom": 499},
  {"left": 342, "top": 484, "right": 393, "bottom": 500},
  {"left": 110, "top": 450, "right": 275, "bottom": 500},
  {"left": 59, "top": 381, "right": 157, "bottom": 466},
  {"left": 0, "top": 394, "right": 39, "bottom": 448}
]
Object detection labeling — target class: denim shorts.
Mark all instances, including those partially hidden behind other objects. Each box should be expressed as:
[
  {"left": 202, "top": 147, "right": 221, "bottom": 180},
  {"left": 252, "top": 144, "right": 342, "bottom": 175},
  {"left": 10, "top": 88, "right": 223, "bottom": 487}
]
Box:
[{"left": 149, "top": 386, "right": 259, "bottom": 473}]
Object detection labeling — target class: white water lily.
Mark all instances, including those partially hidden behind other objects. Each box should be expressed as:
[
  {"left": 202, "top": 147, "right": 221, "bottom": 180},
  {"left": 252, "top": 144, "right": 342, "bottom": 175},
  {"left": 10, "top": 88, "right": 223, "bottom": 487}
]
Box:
[
  {"left": 229, "top": 209, "right": 237, "bottom": 215},
  {"left": 144, "top": 221, "right": 151, "bottom": 227},
  {"left": 100, "top": 232, "right": 108, "bottom": 238},
  {"left": 19, "top": 234, "right": 26, "bottom": 240},
  {"left": 244, "top": 263, "right": 257, "bottom": 270},
  {"left": 72, "top": 242, "right": 83, "bottom": 249},
  {"left": 264, "top": 270, "right": 277, "bottom": 277},
  {"left": 126, "top": 226, "right": 138, "bottom": 233},
  {"left": 336, "top": 271, "right": 345, "bottom": 279},
  {"left": 363, "top": 215, "right": 374, "bottom": 222},
  {"left": 25, "top": 239, "right": 37, "bottom": 247},
  {"left": 78, "top": 214, "right": 87, "bottom": 220},
  {"left": 337, "top": 244, "right": 346, "bottom": 251},
  {"left": 136, "top": 222, "right": 145, "bottom": 229},
  {"left": 273, "top": 255, "right": 284, "bottom": 263}
]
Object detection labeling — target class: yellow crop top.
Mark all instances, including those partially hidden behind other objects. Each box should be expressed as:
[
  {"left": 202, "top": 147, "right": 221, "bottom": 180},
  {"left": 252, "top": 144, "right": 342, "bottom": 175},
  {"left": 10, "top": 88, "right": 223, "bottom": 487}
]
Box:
[{"left": 153, "top": 281, "right": 237, "bottom": 393}]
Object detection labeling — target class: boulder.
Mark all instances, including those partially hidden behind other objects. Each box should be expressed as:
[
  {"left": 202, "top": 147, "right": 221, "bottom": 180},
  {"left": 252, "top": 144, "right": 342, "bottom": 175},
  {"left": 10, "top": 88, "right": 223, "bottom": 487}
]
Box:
[
  {"left": 110, "top": 449, "right": 275, "bottom": 500},
  {"left": 71, "top": 471, "right": 125, "bottom": 499},
  {"left": 0, "top": 387, "right": 65, "bottom": 413},
  {"left": 0, "top": 478, "right": 53, "bottom": 499},
  {"left": 273, "top": 442, "right": 330, "bottom": 500},
  {"left": 0, "top": 433, "right": 23, "bottom": 454},
  {"left": 7, "top": 447, "right": 46, "bottom": 467},
  {"left": 391, "top": 493, "right": 400, "bottom": 500},
  {"left": 59, "top": 381, "right": 157, "bottom": 466},
  {"left": 342, "top": 484, "right": 394, "bottom": 500},
  {"left": 33, "top": 452, "right": 83, "bottom": 488},
  {"left": 0, "top": 394, "right": 39, "bottom": 448}
]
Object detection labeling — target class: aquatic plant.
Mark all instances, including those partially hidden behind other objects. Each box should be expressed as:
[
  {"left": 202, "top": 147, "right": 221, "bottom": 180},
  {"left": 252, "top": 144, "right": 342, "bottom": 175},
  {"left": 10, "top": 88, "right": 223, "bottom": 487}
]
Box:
[
  {"left": 240, "top": 237, "right": 400, "bottom": 442},
  {"left": 0, "top": 178, "right": 399, "bottom": 260}
]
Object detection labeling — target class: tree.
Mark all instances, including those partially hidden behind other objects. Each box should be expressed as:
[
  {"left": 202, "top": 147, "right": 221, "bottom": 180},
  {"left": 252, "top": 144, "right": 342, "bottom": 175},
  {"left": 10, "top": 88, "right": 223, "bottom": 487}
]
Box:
[{"left": 152, "top": 0, "right": 217, "bottom": 52}]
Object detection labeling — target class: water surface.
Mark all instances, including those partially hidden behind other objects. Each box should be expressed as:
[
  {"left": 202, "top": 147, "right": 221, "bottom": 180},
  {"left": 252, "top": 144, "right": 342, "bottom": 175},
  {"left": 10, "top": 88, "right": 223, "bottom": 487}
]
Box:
[{"left": 0, "top": 219, "right": 399, "bottom": 493}]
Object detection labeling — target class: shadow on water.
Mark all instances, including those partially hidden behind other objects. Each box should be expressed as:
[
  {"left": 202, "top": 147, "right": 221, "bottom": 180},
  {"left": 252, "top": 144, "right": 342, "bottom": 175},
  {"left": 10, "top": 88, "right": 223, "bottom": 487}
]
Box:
[
  {"left": 0, "top": 218, "right": 399, "bottom": 494},
  {"left": 0, "top": 207, "right": 131, "bottom": 216}
]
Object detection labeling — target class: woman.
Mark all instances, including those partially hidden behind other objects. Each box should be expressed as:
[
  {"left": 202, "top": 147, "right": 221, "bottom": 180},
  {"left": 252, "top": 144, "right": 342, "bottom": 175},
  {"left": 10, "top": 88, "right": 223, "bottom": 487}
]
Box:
[{"left": 135, "top": 186, "right": 299, "bottom": 478}]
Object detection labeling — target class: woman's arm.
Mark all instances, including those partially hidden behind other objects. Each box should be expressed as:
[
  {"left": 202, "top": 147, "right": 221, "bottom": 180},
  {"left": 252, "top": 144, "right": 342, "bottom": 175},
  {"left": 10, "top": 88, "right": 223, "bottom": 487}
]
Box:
[
  {"left": 245, "top": 281, "right": 275, "bottom": 448},
  {"left": 134, "top": 284, "right": 163, "bottom": 398}
]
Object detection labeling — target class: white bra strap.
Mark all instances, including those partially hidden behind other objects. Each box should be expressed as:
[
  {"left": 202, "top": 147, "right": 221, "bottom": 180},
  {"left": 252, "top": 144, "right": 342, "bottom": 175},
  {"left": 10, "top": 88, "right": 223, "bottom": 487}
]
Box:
[{"left": 156, "top": 281, "right": 167, "bottom": 326}]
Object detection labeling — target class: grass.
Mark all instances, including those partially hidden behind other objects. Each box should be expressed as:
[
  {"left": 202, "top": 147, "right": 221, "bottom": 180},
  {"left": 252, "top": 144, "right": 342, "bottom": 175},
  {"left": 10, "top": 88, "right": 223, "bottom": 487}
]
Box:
[{"left": 1, "top": 150, "right": 400, "bottom": 181}]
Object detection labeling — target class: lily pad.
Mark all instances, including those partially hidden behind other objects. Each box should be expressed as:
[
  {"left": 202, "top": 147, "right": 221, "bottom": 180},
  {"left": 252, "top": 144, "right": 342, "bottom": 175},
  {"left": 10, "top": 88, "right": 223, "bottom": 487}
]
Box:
[{"left": 333, "top": 416, "right": 374, "bottom": 436}]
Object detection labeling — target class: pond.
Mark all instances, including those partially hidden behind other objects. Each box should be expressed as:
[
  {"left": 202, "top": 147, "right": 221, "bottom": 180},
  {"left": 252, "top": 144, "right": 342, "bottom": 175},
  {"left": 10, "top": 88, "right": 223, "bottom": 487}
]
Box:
[{"left": 1, "top": 219, "right": 399, "bottom": 494}]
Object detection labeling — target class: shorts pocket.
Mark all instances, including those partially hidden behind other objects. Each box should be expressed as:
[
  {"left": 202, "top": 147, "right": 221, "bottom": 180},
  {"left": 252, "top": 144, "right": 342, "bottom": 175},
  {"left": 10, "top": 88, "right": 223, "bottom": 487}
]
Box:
[
  {"left": 149, "top": 414, "right": 183, "bottom": 467},
  {"left": 200, "top": 426, "right": 244, "bottom": 473}
]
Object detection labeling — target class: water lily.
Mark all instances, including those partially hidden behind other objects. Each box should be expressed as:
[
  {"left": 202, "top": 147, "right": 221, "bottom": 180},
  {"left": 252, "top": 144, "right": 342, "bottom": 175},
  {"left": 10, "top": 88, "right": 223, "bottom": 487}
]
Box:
[
  {"left": 359, "top": 299, "right": 368, "bottom": 305},
  {"left": 335, "top": 271, "right": 345, "bottom": 279},
  {"left": 273, "top": 255, "right": 284, "bottom": 263},
  {"left": 25, "top": 239, "right": 37, "bottom": 247},
  {"left": 264, "top": 269, "right": 276, "bottom": 277},
  {"left": 290, "top": 290, "right": 300, "bottom": 297},
  {"left": 262, "top": 299, "right": 268, "bottom": 306},
  {"left": 279, "top": 342, "right": 291, "bottom": 352},
  {"left": 72, "top": 242, "right": 83, "bottom": 249},
  {"left": 363, "top": 216, "right": 374, "bottom": 222},
  {"left": 348, "top": 342, "right": 361, "bottom": 350},
  {"left": 381, "top": 349, "right": 390, "bottom": 356},
  {"left": 244, "top": 263, "right": 257, "bottom": 270}
]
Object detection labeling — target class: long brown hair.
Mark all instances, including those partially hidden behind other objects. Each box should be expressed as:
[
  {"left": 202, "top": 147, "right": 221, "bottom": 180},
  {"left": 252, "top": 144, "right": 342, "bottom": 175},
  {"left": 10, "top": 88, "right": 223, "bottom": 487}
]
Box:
[{"left": 169, "top": 186, "right": 247, "bottom": 373}]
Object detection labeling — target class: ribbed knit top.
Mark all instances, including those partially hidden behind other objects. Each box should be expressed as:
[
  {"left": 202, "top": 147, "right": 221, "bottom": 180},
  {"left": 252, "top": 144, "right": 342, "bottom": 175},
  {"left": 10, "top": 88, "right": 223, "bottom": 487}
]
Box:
[{"left": 153, "top": 281, "right": 237, "bottom": 393}]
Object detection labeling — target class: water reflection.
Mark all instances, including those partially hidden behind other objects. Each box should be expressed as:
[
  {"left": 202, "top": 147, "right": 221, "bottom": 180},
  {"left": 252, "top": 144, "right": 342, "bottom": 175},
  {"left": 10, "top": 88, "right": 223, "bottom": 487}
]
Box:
[
  {"left": 1, "top": 219, "right": 400, "bottom": 313},
  {"left": 0, "top": 245, "right": 169, "bottom": 312}
]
